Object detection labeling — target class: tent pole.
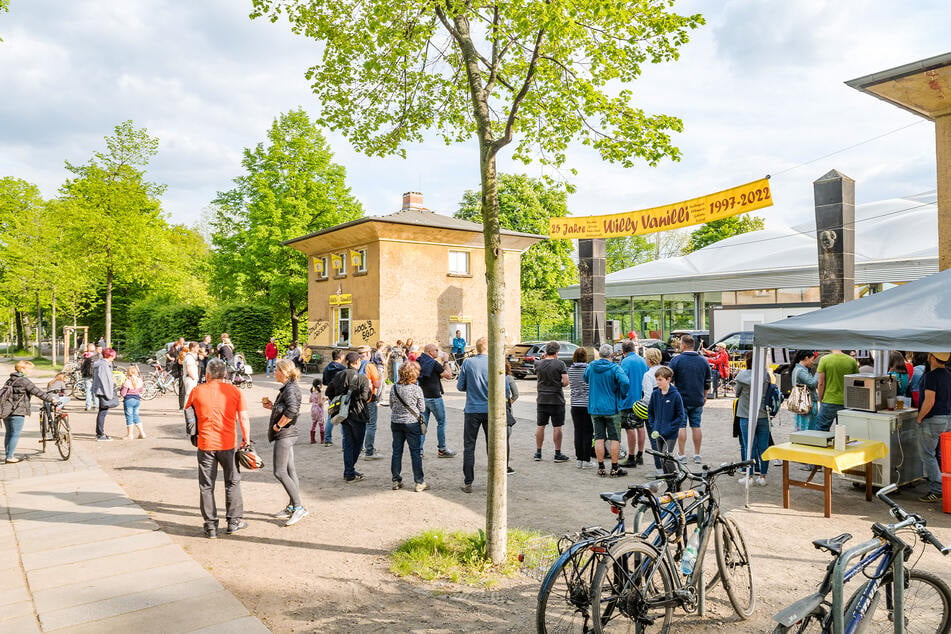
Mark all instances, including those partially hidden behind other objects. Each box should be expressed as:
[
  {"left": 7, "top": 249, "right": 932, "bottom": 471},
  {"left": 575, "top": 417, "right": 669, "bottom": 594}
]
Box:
[{"left": 745, "top": 346, "right": 766, "bottom": 508}]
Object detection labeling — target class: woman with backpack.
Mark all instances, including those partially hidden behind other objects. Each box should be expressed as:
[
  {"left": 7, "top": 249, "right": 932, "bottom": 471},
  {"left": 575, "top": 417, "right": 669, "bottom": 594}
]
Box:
[
  {"left": 326, "top": 351, "right": 372, "bottom": 483},
  {"left": 2, "top": 361, "right": 60, "bottom": 463}
]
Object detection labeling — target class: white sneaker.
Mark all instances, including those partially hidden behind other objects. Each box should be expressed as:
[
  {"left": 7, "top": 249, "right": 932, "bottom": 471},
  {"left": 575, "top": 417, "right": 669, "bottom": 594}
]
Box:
[
  {"left": 756, "top": 477, "right": 768, "bottom": 487},
  {"left": 693, "top": 454, "right": 702, "bottom": 464},
  {"left": 677, "top": 454, "right": 687, "bottom": 462},
  {"left": 577, "top": 460, "right": 584, "bottom": 469},
  {"left": 285, "top": 507, "right": 309, "bottom": 526},
  {"left": 737, "top": 475, "right": 755, "bottom": 485},
  {"left": 772, "top": 459, "right": 783, "bottom": 467},
  {"left": 580, "top": 461, "right": 594, "bottom": 470}
]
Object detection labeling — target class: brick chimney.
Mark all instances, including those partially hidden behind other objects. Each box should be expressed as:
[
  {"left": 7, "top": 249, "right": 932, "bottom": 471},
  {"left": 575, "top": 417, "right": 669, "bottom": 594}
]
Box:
[{"left": 401, "top": 191, "right": 426, "bottom": 211}]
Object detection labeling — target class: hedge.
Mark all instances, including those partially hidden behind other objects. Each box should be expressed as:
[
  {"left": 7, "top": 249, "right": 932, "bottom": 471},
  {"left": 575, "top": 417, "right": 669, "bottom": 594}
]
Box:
[
  {"left": 124, "top": 297, "right": 207, "bottom": 361},
  {"left": 200, "top": 303, "right": 274, "bottom": 370}
]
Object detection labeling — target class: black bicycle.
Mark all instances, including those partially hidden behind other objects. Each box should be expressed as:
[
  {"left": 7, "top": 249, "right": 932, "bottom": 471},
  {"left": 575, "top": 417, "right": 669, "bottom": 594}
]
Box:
[
  {"left": 771, "top": 483, "right": 950, "bottom": 633},
  {"left": 588, "top": 450, "right": 757, "bottom": 632},
  {"left": 38, "top": 396, "right": 71, "bottom": 460},
  {"left": 536, "top": 473, "right": 692, "bottom": 633}
]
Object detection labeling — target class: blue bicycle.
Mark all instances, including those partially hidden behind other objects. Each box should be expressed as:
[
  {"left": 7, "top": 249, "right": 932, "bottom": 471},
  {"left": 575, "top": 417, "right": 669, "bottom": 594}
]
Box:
[{"left": 772, "top": 483, "right": 951, "bottom": 633}]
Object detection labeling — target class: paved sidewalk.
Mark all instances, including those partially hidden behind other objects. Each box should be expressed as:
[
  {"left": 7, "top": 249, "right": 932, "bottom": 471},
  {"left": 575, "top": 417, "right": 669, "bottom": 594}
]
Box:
[{"left": 0, "top": 430, "right": 269, "bottom": 633}]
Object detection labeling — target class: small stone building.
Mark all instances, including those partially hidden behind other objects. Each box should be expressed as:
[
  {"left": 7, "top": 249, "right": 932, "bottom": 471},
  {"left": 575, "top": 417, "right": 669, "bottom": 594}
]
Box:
[{"left": 284, "top": 192, "right": 542, "bottom": 356}]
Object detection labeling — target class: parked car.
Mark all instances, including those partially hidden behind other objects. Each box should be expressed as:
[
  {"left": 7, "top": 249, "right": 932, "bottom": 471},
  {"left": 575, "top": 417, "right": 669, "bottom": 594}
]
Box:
[
  {"left": 711, "top": 331, "right": 754, "bottom": 358},
  {"left": 666, "top": 329, "right": 709, "bottom": 357},
  {"left": 506, "top": 341, "right": 579, "bottom": 379},
  {"left": 612, "top": 338, "right": 669, "bottom": 364}
]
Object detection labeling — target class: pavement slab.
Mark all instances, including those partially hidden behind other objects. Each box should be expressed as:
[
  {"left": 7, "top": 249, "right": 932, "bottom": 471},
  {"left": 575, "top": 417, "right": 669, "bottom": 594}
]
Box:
[{"left": 0, "top": 418, "right": 268, "bottom": 633}]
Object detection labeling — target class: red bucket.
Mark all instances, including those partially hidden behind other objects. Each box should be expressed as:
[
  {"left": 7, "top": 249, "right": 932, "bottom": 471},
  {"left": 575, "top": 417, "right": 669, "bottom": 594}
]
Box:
[
  {"left": 943, "top": 473, "right": 951, "bottom": 514},
  {"left": 942, "top": 432, "right": 951, "bottom": 472}
]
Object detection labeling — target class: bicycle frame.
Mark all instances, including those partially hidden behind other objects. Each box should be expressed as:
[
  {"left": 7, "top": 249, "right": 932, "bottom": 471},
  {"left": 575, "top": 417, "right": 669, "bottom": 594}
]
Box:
[{"left": 831, "top": 534, "right": 905, "bottom": 634}]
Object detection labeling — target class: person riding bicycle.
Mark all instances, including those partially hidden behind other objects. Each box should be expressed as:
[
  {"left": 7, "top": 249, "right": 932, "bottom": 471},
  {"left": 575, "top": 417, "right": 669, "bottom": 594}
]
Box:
[{"left": 451, "top": 330, "right": 467, "bottom": 363}]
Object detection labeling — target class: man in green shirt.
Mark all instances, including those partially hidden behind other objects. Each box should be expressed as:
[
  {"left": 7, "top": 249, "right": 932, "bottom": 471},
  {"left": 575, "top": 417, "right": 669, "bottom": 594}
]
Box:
[{"left": 814, "top": 350, "right": 860, "bottom": 431}]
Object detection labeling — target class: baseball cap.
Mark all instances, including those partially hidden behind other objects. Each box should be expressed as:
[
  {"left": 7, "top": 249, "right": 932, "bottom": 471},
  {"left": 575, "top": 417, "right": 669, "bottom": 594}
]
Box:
[{"left": 357, "top": 345, "right": 372, "bottom": 353}]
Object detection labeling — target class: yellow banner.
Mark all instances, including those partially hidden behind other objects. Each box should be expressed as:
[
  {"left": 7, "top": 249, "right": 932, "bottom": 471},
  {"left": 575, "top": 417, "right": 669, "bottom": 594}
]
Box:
[
  {"left": 331, "top": 254, "right": 343, "bottom": 269},
  {"left": 313, "top": 257, "right": 325, "bottom": 274},
  {"left": 329, "top": 294, "right": 352, "bottom": 306},
  {"left": 549, "top": 178, "right": 772, "bottom": 239},
  {"left": 350, "top": 249, "right": 363, "bottom": 267}
]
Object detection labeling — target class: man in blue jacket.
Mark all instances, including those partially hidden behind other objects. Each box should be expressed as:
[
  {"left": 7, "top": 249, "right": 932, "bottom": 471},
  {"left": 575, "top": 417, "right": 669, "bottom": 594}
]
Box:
[
  {"left": 618, "top": 340, "right": 649, "bottom": 468},
  {"left": 584, "top": 344, "right": 630, "bottom": 478},
  {"left": 669, "top": 334, "right": 711, "bottom": 464}
]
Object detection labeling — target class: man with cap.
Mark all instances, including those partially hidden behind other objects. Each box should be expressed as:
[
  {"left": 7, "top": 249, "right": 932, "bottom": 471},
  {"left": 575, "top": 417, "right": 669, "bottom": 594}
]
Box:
[
  {"left": 916, "top": 351, "right": 951, "bottom": 503},
  {"left": 702, "top": 342, "right": 731, "bottom": 399},
  {"left": 357, "top": 345, "right": 383, "bottom": 459}
]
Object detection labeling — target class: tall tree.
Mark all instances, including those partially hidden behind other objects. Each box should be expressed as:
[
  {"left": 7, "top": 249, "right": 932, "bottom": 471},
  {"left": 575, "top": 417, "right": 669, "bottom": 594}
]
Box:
[
  {"left": 252, "top": 0, "right": 702, "bottom": 563},
  {"left": 455, "top": 173, "right": 576, "bottom": 328},
  {"left": 59, "top": 121, "right": 168, "bottom": 347},
  {"left": 686, "top": 214, "right": 765, "bottom": 253},
  {"left": 209, "top": 109, "right": 363, "bottom": 340}
]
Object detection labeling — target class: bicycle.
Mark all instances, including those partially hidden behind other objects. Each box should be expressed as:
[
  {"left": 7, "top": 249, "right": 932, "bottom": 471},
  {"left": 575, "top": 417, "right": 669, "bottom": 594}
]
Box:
[
  {"left": 141, "top": 359, "right": 179, "bottom": 400},
  {"left": 536, "top": 473, "right": 693, "bottom": 633},
  {"left": 37, "top": 396, "right": 71, "bottom": 460},
  {"left": 588, "top": 449, "right": 757, "bottom": 632},
  {"left": 771, "top": 483, "right": 951, "bottom": 633}
]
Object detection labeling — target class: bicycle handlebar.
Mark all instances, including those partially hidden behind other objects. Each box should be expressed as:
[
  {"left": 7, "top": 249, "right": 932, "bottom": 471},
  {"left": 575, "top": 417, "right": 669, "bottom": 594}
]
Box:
[
  {"left": 876, "top": 483, "right": 949, "bottom": 555},
  {"left": 644, "top": 446, "right": 755, "bottom": 481}
]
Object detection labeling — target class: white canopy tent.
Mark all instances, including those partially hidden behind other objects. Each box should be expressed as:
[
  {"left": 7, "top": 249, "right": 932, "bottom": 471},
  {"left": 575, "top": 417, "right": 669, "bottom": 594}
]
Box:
[{"left": 742, "top": 268, "right": 951, "bottom": 504}]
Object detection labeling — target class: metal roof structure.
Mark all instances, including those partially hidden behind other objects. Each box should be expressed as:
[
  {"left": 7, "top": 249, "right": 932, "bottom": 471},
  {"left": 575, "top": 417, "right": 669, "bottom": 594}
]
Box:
[{"left": 559, "top": 192, "right": 938, "bottom": 299}]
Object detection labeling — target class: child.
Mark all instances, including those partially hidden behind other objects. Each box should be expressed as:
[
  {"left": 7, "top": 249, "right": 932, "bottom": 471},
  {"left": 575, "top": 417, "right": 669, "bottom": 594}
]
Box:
[
  {"left": 647, "top": 366, "right": 686, "bottom": 476},
  {"left": 310, "top": 377, "right": 327, "bottom": 445},
  {"left": 46, "top": 372, "right": 72, "bottom": 409},
  {"left": 120, "top": 365, "right": 146, "bottom": 439}
]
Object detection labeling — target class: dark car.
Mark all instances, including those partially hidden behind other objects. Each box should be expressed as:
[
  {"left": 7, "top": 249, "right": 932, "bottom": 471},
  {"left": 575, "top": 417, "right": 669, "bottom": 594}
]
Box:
[
  {"left": 666, "top": 329, "right": 709, "bottom": 357},
  {"left": 711, "top": 331, "right": 754, "bottom": 357},
  {"left": 612, "top": 338, "right": 669, "bottom": 364},
  {"left": 507, "top": 341, "right": 579, "bottom": 379}
]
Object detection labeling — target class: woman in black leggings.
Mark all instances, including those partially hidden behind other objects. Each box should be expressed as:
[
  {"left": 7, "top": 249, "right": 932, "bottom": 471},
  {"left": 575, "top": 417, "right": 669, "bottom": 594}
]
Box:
[{"left": 265, "top": 359, "right": 307, "bottom": 527}]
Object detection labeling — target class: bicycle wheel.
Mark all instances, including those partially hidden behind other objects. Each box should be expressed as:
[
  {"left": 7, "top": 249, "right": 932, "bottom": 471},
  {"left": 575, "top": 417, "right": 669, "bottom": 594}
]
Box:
[
  {"left": 537, "top": 543, "right": 599, "bottom": 633},
  {"left": 141, "top": 380, "right": 158, "bottom": 401},
  {"left": 72, "top": 381, "right": 86, "bottom": 399},
  {"left": 848, "top": 568, "right": 951, "bottom": 633},
  {"left": 55, "top": 415, "right": 71, "bottom": 461},
  {"left": 715, "top": 516, "right": 755, "bottom": 618},
  {"left": 591, "top": 539, "right": 674, "bottom": 633}
]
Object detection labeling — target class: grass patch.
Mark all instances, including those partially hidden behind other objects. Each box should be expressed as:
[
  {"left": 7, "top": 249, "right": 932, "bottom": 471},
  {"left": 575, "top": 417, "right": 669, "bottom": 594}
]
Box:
[{"left": 390, "top": 528, "right": 557, "bottom": 587}]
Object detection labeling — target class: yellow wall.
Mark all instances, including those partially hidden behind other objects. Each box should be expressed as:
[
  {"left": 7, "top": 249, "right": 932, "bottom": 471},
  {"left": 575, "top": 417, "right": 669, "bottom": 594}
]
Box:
[{"left": 301, "top": 224, "right": 530, "bottom": 351}]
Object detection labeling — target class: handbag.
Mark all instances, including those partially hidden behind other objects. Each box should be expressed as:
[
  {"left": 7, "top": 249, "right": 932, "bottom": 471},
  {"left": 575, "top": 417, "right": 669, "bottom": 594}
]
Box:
[
  {"left": 328, "top": 391, "right": 351, "bottom": 425},
  {"left": 100, "top": 395, "right": 120, "bottom": 409},
  {"left": 785, "top": 372, "right": 813, "bottom": 415},
  {"left": 392, "top": 385, "right": 427, "bottom": 435}
]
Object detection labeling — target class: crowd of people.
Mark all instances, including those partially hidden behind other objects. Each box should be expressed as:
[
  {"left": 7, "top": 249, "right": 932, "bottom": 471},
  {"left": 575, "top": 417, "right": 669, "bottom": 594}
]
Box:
[{"left": 4, "top": 328, "right": 949, "bottom": 536}]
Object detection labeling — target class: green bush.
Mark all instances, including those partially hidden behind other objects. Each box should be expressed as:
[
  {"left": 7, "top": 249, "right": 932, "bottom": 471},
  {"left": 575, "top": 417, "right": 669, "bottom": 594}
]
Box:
[
  {"left": 125, "top": 296, "right": 207, "bottom": 360},
  {"left": 200, "top": 303, "right": 274, "bottom": 370}
]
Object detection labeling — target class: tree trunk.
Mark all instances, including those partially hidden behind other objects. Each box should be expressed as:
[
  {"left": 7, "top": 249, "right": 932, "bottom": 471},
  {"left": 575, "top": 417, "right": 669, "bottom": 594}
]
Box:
[
  {"left": 15, "top": 309, "right": 25, "bottom": 350},
  {"left": 35, "top": 294, "right": 42, "bottom": 356},
  {"left": 52, "top": 293, "right": 57, "bottom": 366},
  {"left": 105, "top": 267, "right": 113, "bottom": 348},
  {"left": 290, "top": 298, "right": 299, "bottom": 342},
  {"left": 481, "top": 147, "right": 508, "bottom": 565}
]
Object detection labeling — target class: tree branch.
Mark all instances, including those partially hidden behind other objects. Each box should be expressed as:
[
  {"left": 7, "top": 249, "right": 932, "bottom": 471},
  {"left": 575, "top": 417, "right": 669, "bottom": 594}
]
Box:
[{"left": 492, "top": 28, "right": 545, "bottom": 153}]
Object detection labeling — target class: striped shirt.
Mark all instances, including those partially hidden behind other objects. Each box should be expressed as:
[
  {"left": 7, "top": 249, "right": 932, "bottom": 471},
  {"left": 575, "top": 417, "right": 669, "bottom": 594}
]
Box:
[{"left": 567, "top": 362, "right": 589, "bottom": 407}]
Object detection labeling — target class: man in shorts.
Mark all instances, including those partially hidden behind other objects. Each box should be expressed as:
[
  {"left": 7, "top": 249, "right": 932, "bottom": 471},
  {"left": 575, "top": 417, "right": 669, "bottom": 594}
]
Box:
[
  {"left": 534, "top": 341, "right": 570, "bottom": 463},
  {"left": 584, "top": 344, "right": 630, "bottom": 477},
  {"left": 669, "top": 334, "right": 711, "bottom": 463},
  {"left": 618, "top": 340, "right": 649, "bottom": 468}
]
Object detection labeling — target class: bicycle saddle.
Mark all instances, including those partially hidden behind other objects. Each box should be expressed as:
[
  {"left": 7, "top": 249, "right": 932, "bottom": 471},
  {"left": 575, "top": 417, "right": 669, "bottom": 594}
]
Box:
[
  {"left": 599, "top": 491, "right": 627, "bottom": 508},
  {"left": 812, "top": 533, "right": 852, "bottom": 556}
]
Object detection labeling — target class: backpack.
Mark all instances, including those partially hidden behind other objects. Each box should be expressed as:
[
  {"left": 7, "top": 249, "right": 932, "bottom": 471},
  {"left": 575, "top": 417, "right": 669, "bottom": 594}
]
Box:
[
  {"left": 0, "top": 378, "right": 19, "bottom": 420},
  {"left": 763, "top": 381, "right": 782, "bottom": 419}
]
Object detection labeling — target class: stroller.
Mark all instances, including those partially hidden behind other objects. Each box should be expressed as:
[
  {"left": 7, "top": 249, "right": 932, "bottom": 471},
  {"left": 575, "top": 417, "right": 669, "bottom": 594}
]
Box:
[{"left": 230, "top": 353, "right": 254, "bottom": 389}]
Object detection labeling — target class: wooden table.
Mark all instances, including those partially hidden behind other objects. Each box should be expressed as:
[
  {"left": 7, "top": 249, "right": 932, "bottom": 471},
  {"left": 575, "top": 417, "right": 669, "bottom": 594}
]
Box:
[{"left": 761, "top": 440, "right": 888, "bottom": 518}]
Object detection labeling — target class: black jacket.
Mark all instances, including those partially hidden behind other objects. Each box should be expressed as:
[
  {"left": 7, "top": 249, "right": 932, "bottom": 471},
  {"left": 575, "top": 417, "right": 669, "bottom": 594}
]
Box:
[
  {"left": 4, "top": 372, "right": 57, "bottom": 417},
  {"left": 322, "top": 361, "right": 346, "bottom": 389},
  {"left": 268, "top": 379, "right": 302, "bottom": 442},
  {"left": 326, "top": 368, "right": 371, "bottom": 424}
]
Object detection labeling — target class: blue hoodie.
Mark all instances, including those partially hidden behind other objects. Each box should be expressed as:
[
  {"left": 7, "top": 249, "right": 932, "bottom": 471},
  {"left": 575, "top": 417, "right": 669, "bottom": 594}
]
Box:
[
  {"left": 583, "top": 358, "right": 629, "bottom": 416},
  {"left": 648, "top": 384, "right": 687, "bottom": 441}
]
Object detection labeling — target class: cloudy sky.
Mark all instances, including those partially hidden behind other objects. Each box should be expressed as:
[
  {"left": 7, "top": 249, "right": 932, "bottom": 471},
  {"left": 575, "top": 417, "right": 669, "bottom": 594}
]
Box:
[{"left": 1, "top": 1, "right": 949, "bottom": 231}]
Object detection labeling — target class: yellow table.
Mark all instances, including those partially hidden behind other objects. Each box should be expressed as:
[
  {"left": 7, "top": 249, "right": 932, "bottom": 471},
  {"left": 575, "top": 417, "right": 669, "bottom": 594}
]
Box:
[{"left": 762, "top": 440, "right": 888, "bottom": 518}]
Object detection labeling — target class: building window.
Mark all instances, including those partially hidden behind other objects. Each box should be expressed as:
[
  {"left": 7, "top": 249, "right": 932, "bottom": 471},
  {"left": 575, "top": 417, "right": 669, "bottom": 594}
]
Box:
[
  {"left": 332, "top": 253, "right": 347, "bottom": 277},
  {"left": 313, "top": 256, "right": 328, "bottom": 281},
  {"left": 351, "top": 248, "right": 367, "bottom": 274},
  {"left": 334, "top": 306, "right": 351, "bottom": 346},
  {"left": 449, "top": 250, "right": 469, "bottom": 275}
]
